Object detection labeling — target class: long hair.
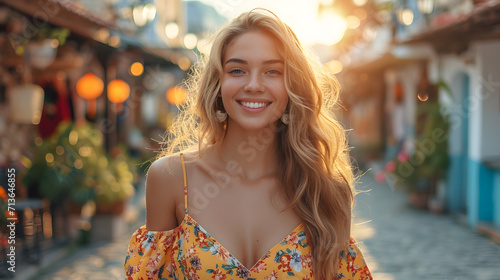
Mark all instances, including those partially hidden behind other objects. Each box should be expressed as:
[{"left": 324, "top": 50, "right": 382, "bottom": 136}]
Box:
[{"left": 159, "top": 8, "right": 354, "bottom": 279}]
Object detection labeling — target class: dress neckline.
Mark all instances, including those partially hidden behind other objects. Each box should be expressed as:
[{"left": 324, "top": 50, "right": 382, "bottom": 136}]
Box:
[
  {"left": 181, "top": 213, "right": 305, "bottom": 272},
  {"left": 177, "top": 153, "right": 306, "bottom": 271}
]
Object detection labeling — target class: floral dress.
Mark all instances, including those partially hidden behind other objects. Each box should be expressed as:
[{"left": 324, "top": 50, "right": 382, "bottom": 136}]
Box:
[{"left": 123, "top": 154, "right": 372, "bottom": 279}]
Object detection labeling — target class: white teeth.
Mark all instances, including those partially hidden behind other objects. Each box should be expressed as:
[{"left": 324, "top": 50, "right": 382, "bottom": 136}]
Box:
[{"left": 240, "top": 101, "right": 269, "bottom": 109}]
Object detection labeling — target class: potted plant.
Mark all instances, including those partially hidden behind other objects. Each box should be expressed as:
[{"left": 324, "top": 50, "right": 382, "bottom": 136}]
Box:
[
  {"left": 414, "top": 98, "right": 450, "bottom": 211},
  {"left": 23, "top": 121, "right": 138, "bottom": 242},
  {"left": 383, "top": 81, "right": 450, "bottom": 210},
  {"left": 383, "top": 152, "right": 430, "bottom": 209},
  {"left": 22, "top": 121, "right": 100, "bottom": 212},
  {"left": 8, "top": 17, "right": 70, "bottom": 68},
  {"left": 90, "top": 145, "right": 136, "bottom": 242},
  {"left": 94, "top": 145, "right": 136, "bottom": 215}
]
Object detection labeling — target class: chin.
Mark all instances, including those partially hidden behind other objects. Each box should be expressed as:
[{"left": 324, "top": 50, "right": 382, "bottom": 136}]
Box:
[{"left": 229, "top": 119, "right": 278, "bottom": 132}]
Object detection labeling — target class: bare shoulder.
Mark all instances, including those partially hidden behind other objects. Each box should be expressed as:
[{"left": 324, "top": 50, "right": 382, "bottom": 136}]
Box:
[
  {"left": 148, "top": 153, "right": 185, "bottom": 179},
  {"left": 145, "top": 153, "right": 185, "bottom": 231}
]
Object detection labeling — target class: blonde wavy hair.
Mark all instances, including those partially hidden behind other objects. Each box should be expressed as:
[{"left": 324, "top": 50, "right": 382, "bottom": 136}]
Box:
[{"left": 159, "top": 8, "right": 354, "bottom": 279}]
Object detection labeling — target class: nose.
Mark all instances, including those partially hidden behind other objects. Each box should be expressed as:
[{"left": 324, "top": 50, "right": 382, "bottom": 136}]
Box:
[{"left": 244, "top": 72, "right": 264, "bottom": 93}]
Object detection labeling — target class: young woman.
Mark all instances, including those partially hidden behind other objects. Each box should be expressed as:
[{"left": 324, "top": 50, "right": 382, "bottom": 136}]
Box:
[{"left": 124, "top": 8, "right": 372, "bottom": 280}]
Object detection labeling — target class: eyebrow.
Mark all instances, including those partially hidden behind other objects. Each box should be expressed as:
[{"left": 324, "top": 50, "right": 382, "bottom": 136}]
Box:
[{"left": 224, "top": 58, "right": 284, "bottom": 65}]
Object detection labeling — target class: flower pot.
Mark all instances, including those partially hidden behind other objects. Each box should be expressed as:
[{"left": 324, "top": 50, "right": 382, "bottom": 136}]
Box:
[
  {"left": 428, "top": 198, "right": 445, "bottom": 214},
  {"left": 68, "top": 202, "right": 84, "bottom": 215},
  {"left": 24, "top": 39, "right": 58, "bottom": 69},
  {"left": 409, "top": 191, "right": 429, "bottom": 209}
]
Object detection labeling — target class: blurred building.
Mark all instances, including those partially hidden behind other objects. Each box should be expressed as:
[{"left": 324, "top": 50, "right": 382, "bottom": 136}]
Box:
[{"left": 337, "top": 0, "right": 500, "bottom": 236}]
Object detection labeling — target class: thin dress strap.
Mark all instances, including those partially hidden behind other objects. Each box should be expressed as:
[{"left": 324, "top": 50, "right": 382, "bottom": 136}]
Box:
[{"left": 180, "top": 153, "right": 188, "bottom": 216}]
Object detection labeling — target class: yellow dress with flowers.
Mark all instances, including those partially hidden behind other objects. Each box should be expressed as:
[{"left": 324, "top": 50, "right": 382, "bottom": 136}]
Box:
[{"left": 123, "top": 154, "right": 372, "bottom": 279}]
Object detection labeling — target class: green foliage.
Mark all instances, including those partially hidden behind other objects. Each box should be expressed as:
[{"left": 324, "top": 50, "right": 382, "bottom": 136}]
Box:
[
  {"left": 13, "top": 25, "right": 70, "bottom": 55},
  {"left": 94, "top": 145, "right": 137, "bottom": 204},
  {"left": 22, "top": 121, "right": 135, "bottom": 206},
  {"left": 385, "top": 82, "right": 451, "bottom": 192},
  {"left": 415, "top": 102, "right": 450, "bottom": 180}
]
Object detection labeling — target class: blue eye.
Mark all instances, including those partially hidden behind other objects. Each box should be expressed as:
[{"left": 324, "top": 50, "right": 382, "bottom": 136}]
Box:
[
  {"left": 266, "top": 70, "right": 280, "bottom": 74},
  {"left": 229, "top": 69, "right": 244, "bottom": 74}
]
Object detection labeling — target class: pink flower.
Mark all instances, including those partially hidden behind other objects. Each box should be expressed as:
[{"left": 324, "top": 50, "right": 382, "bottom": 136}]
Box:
[
  {"left": 397, "top": 152, "right": 409, "bottom": 163},
  {"left": 385, "top": 161, "right": 396, "bottom": 173},
  {"left": 375, "top": 171, "right": 386, "bottom": 183}
]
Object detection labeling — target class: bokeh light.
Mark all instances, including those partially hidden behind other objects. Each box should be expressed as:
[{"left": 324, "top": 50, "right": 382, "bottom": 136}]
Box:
[
  {"left": 107, "top": 79, "right": 130, "bottom": 103},
  {"left": 166, "top": 86, "right": 186, "bottom": 105},
  {"left": 346, "top": 15, "right": 361, "bottom": 29},
  {"left": 326, "top": 60, "right": 343, "bottom": 74},
  {"left": 165, "top": 22, "right": 179, "bottom": 39},
  {"left": 129, "top": 62, "right": 144, "bottom": 76},
  {"left": 45, "top": 153, "right": 54, "bottom": 163},
  {"left": 399, "top": 9, "right": 414, "bottom": 25},
  {"left": 184, "top": 33, "right": 198, "bottom": 49},
  {"left": 76, "top": 73, "right": 103, "bottom": 100}
]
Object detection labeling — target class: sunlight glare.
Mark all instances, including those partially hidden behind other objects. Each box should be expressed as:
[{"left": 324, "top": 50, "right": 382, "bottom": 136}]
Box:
[
  {"left": 346, "top": 15, "right": 361, "bottom": 29},
  {"left": 201, "top": 0, "right": 347, "bottom": 46},
  {"left": 310, "top": 10, "right": 347, "bottom": 46}
]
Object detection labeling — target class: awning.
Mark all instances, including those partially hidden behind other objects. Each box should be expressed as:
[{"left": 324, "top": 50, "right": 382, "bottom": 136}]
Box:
[
  {"left": 400, "top": 0, "right": 500, "bottom": 51},
  {"left": 345, "top": 44, "right": 433, "bottom": 72},
  {"left": 2, "top": 0, "right": 117, "bottom": 44}
]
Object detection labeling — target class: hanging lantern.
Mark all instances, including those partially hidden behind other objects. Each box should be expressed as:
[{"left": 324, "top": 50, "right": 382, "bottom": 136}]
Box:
[
  {"left": 166, "top": 86, "right": 186, "bottom": 105},
  {"left": 76, "top": 73, "right": 104, "bottom": 119},
  {"left": 8, "top": 84, "right": 45, "bottom": 124},
  {"left": 107, "top": 79, "right": 130, "bottom": 113},
  {"left": 107, "top": 79, "right": 130, "bottom": 103}
]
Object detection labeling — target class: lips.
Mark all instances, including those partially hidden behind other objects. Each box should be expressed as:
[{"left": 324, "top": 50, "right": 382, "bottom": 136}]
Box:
[
  {"left": 235, "top": 99, "right": 272, "bottom": 113},
  {"left": 239, "top": 101, "right": 271, "bottom": 109}
]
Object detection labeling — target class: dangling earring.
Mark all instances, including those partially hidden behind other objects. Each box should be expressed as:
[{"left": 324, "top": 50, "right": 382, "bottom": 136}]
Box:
[
  {"left": 281, "top": 113, "right": 289, "bottom": 125},
  {"left": 215, "top": 110, "right": 227, "bottom": 122},
  {"left": 215, "top": 94, "right": 227, "bottom": 123}
]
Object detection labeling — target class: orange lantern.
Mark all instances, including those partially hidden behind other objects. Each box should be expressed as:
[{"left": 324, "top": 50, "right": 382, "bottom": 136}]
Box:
[
  {"left": 107, "top": 79, "right": 130, "bottom": 103},
  {"left": 107, "top": 79, "right": 130, "bottom": 113},
  {"left": 166, "top": 86, "right": 186, "bottom": 105},
  {"left": 76, "top": 73, "right": 104, "bottom": 119},
  {"left": 0, "top": 187, "right": 7, "bottom": 201}
]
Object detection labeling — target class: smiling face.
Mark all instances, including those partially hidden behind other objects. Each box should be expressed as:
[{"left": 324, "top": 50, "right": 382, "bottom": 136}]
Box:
[{"left": 220, "top": 31, "right": 288, "bottom": 131}]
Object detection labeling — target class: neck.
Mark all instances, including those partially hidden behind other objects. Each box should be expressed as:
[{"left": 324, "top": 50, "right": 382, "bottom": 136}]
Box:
[{"left": 212, "top": 121, "right": 279, "bottom": 181}]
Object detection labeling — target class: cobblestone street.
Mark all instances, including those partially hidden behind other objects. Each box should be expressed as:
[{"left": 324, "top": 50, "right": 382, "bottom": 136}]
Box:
[
  {"left": 33, "top": 235, "right": 134, "bottom": 280},
  {"left": 352, "top": 167, "right": 500, "bottom": 280},
  {"left": 24, "top": 165, "right": 500, "bottom": 280}
]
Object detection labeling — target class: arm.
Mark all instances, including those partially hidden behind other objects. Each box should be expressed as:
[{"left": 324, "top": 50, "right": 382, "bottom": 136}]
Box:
[{"left": 145, "top": 154, "right": 183, "bottom": 231}]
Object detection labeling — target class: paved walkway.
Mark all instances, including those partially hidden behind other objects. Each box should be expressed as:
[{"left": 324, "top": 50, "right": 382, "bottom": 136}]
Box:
[
  {"left": 352, "top": 166, "right": 500, "bottom": 280},
  {"left": 19, "top": 180, "right": 148, "bottom": 280},
  {"left": 22, "top": 164, "right": 500, "bottom": 280}
]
